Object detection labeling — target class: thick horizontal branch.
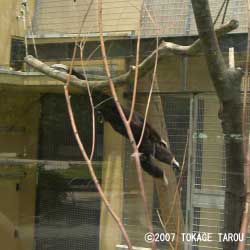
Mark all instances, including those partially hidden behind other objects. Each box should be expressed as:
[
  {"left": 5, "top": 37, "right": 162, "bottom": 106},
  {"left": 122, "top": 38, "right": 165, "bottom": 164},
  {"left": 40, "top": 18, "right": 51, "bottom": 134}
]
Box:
[
  {"left": 131, "top": 20, "right": 238, "bottom": 76},
  {"left": 162, "top": 19, "right": 238, "bottom": 56},
  {"left": 24, "top": 55, "right": 131, "bottom": 91},
  {"left": 24, "top": 20, "right": 238, "bottom": 90}
]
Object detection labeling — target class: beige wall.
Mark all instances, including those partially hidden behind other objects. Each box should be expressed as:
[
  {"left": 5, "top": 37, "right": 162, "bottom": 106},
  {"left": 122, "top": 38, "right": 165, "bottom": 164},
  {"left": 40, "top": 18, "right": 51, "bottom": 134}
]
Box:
[
  {"left": 0, "top": 90, "right": 40, "bottom": 250},
  {"left": 0, "top": 0, "right": 35, "bottom": 67},
  {"left": 99, "top": 119, "right": 125, "bottom": 250},
  {"left": 99, "top": 88, "right": 126, "bottom": 250},
  {"left": 0, "top": 165, "right": 37, "bottom": 250},
  {"left": 0, "top": 176, "right": 20, "bottom": 250},
  {"left": 138, "top": 53, "right": 244, "bottom": 93},
  {"left": 34, "top": 0, "right": 141, "bottom": 35},
  {"left": 137, "top": 55, "right": 215, "bottom": 93},
  {"left": 0, "top": 3, "right": 40, "bottom": 245},
  {"left": 0, "top": 90, "right": 40, "bottom": 158}
]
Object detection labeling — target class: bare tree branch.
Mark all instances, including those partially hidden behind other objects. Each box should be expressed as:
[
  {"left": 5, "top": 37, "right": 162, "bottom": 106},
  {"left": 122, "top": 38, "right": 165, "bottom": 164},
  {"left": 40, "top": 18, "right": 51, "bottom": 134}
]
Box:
[
  {"left": 63, "top": 74, "right": 133, "bottom": 250},
  {"left": 24, "top": 19, "right": 238, "bottom": 92},
  {"left": 128, "top": 1, "right": 144, "bottom": 123},
  {"left": 98, "top": 0, "right": 156, "bottom": 249},
  {"left": 135, "top": 19, "right": 238, "bottom": 75},
  {"left": 163, "top": 19, "right": 238, "bottom": 56},
  {"left": 23, "top": 12, "right": 241, "bottom": 250},
  {"left": 57, "top": 1, "right": 133, "bottom": 247},
  {"left": 24, "top": 55, "right": 131, "bottom": 90}
]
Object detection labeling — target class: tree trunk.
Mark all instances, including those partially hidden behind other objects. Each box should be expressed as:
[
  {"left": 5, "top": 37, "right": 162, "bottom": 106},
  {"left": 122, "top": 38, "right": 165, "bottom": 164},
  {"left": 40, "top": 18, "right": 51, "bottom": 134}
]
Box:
[
  {"left": 220, "top": 100, "right": 244, "bottom": 250},
  {"left": 191, "top": 1, "right": 245, "bottom": 249}
]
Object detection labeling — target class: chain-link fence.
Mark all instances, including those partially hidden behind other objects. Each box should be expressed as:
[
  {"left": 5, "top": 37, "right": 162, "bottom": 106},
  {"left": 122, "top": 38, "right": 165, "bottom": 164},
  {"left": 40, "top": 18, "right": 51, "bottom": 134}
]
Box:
[
  {"left": 35, "top": 163, "right": 102, "bottom": 250},
  {"left": 121, "top": 93, "right": 249, "bottom": 250},
  {"left": 1, "top": 91, "right": 250, "bottom": 250},
  {"left": 141, "top": 0, "right": 248, "bottom": 37},
  {"left": 31, "top": 0, "right": 249, "bottom": 37}
]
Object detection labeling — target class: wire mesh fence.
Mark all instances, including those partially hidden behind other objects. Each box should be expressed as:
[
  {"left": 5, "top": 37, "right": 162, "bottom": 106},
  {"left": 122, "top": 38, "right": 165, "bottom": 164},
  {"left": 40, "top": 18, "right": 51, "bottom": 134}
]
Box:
[
  {"left": 141, "top": 0, "right": 248, "bottom": 37},
  {"left": 31, "top": 0, "right": 248, "bottom": 37},
  {"left": 32, "top": 0, "right": 141, "bottom": 35},
  {"left": 122, "top": 93, "right": 250, "bottom": 250},
  {"left": 0, "top": 91, "right": 250, "bottom": 249},
  {"left": 35, "top": 163, "right": 102, "bottom": 250}
]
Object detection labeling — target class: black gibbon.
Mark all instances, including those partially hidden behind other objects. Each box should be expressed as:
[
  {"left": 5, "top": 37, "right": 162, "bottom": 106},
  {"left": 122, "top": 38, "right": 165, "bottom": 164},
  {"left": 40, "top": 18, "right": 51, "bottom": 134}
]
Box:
[{"left": 51, "top": 64, "right": 179, "bottom": 185}]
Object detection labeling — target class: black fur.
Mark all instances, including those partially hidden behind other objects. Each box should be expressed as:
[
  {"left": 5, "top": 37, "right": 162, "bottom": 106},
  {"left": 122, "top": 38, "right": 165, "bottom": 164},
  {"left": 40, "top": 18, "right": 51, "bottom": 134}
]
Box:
[{"left": 52, "top": 64, "right": 179, "bottom": 182}]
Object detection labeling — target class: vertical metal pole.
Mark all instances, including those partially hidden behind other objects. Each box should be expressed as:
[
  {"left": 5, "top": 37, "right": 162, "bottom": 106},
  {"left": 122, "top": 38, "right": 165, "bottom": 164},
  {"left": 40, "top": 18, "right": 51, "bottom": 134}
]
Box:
[
  {"left": 228, "top": 47, "right": 235, "bottom": 69},
  {"left": 184, "top": 94, "right": 196, "bottom": 250},
  {"left": 21, "top": 0, "right": 28, "bottom": 57},
  {"left": 181, "top": 57, "right": 188, "bottom": 90},
  {"left": 191, "top": 95, "right": 199, "bottom": 250}
]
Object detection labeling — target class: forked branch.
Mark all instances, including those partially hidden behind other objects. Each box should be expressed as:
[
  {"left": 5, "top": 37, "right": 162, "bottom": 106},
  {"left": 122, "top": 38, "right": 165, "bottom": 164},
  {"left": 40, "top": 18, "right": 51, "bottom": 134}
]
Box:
[{"left": 24, "top": 19, "right": 238, "bottom": 91}]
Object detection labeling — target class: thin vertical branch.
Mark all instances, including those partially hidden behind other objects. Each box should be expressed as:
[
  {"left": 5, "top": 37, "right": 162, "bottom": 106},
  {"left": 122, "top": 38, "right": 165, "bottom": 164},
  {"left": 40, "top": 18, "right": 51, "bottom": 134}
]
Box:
[
  {"left": 66, "top": 0, "right": 96, "bottom": 160},
  {"left": 63, "top": 85, "right": 133, "bottom": 249},
  {"left": 156, "top": 210, "right": 175, "bottom": 250},
  {"left": 136, "top": 6, "right": 160, "bottom": 149},
  {"left": 128, "top": 1, "right": 144, "bottom": 123},
  {"left": 165, "top": 133, "right": 189, "bottom": 228},
  {"left": 66, "top": 0, "right": 95, "bottom": 86},
  {"left": 175, "top": 209, "right": 180, "bottom": 250},
  {"left": 98, "top": 1, "right": 156, "bottom": 249},
  {"left": 136, "top": 50, "right": 158, "bottom": 149},
  {"left": 62, "top": 1, "right": 132, "bottom": 248},
  {"left": 79, "top": 40, "right": 96, "bottom": 160}
]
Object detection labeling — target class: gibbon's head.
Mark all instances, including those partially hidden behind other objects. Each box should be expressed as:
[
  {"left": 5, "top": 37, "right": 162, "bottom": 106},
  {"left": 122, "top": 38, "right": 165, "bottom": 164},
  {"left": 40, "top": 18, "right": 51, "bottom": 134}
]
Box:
[{"left": 51, "top": 64, "right": 69, "bottom": 72}]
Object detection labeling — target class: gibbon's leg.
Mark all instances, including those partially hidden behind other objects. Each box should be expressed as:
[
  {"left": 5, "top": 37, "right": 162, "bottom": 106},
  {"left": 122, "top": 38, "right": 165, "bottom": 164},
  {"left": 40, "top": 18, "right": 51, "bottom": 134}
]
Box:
[
  {"left": 154, "top": 144, "right": 180, "bottom": 170},
  {"left": 140, "top": 155, "right": 169, "bottom": 185}
]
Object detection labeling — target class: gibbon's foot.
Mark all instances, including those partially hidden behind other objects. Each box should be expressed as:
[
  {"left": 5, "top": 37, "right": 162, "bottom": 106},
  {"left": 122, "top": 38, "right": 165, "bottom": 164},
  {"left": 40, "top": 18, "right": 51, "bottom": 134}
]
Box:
[
  {"left": 163, "top": 172, "right": 169, "bottom": 186},
  {"left": 171, "top": 158, "right": 181, "bottom": 177},
  {"left": 172, "top": 158, "right": 180, "bottom": 170}
]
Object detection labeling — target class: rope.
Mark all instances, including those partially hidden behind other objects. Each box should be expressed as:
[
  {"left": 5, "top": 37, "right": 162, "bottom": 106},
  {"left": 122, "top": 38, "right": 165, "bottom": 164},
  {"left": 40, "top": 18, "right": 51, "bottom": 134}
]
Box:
[
  {"left": 26, "top": 1, "right": 38, "bottom": 58},
  {"left": 221, "top": 0, "right": 230, "bottom": 24},
  {"left": 20, "top": 0, "right": 29, "bottom": 57},
  {"left": 18, "top": 0, "right": 38, "bottom": 59},
  {"left": 213, "top": 0, "right": 230, "bottom": 25}
]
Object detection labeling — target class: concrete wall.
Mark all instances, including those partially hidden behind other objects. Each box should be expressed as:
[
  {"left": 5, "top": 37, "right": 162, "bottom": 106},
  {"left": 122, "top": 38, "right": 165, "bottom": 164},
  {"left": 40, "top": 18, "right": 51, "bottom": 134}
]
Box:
[
  {"left": 0, "top": 90, "right": 40, "bottom": 250},
  {"left": 0, "top": 91, "right": 40, "bottom": 158},
  {"left": 138, "top": 55, "right": 215, "bottom": 93},
  {"left": 0, "top": 3, "right": 39, "bottom": 247},
  {"left": 0, "top": 165, "right": 37, "bottom": 250},
  {"left": 99, "top": 93, "right": 125, "bottom": 250}
]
